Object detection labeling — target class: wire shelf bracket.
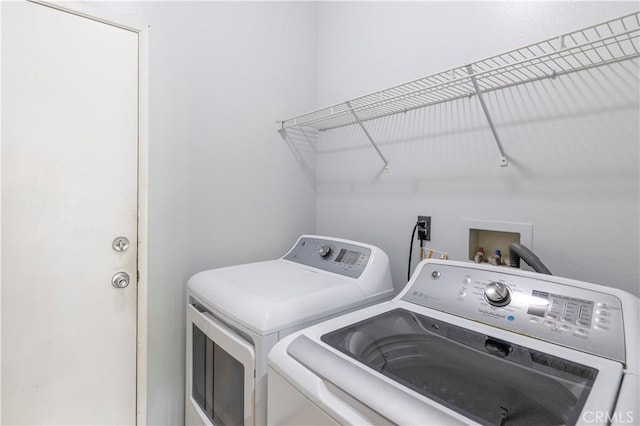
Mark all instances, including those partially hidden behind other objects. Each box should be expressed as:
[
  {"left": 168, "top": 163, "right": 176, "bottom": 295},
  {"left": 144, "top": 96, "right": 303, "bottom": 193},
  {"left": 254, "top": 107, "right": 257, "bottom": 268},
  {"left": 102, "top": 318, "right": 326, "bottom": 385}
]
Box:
[
  {"left": 467, "top": 64, "right": 509, "bottom": 167},
  {"left": 345, "top": 100, "right": 390, "bottom": 172},
  {"left": 276, "top": 11, "right": 640, "bottom": 169}
]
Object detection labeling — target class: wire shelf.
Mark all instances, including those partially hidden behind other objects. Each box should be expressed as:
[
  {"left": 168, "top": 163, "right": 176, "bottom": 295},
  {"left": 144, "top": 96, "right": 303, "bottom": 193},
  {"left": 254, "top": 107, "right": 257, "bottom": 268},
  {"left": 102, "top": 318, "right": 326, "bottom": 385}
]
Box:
[{"left": 277, "top": 12, "right": 640, "bottom": 132}]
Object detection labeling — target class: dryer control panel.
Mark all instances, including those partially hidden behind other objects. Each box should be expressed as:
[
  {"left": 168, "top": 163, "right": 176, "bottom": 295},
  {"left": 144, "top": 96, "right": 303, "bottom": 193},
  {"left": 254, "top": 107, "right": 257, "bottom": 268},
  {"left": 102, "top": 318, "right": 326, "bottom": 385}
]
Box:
[
  {"left": 402, "top": 261, "right": 626, "bottom": 364},
  {"left": 283, "top": 236, "right": 371, "bottom": 279}
]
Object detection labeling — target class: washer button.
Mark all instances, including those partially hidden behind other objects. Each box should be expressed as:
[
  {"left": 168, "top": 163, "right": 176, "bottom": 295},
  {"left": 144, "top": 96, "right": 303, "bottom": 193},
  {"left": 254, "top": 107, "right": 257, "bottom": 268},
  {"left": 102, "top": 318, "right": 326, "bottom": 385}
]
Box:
[
  {"left": 544, "top": 320, "right": 556, "bottom": 328},
  {"left": 574, "top": 329, "right": 589, "bottom": 338},
  {"left": 431, "top": 271, "right": 441, "bottom": 280},
  {"left": 595, "top": 324, "right": 610, "bottom": 331}
]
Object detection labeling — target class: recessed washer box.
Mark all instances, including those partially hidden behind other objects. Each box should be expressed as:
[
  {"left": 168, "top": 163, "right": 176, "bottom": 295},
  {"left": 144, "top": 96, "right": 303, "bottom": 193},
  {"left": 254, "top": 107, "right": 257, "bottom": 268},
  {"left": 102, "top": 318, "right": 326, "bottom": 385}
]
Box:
[{"left": 464, "top": 219, "right": 533, "bottom": 264}]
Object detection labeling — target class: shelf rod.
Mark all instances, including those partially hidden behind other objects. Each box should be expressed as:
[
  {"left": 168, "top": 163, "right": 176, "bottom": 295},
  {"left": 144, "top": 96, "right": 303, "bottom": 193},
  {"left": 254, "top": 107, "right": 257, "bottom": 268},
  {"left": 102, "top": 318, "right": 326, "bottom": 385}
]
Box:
[
  {"left": 346, "top": 100, "right": 390, "bottom": 172},
  {"left": 467, "top": 65, "right": 509, "bottom": 167}
]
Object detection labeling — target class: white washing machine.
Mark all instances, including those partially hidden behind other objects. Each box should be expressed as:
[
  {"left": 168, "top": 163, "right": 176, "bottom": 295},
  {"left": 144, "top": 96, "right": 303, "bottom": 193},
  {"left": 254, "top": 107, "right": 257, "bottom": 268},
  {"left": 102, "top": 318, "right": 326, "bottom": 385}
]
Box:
[
  {"left": 185, "top": 235, "right": 393, "bottom": 425},
  {"left": 268, "top": 259, "right": 639, "bottom": 426}
]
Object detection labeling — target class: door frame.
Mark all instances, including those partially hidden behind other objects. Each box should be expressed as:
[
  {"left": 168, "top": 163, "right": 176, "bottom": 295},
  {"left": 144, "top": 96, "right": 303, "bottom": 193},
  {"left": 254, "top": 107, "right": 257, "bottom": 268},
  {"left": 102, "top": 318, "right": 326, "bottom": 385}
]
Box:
[{"left": 0, "top": 1, "right": 150, "bottom": 423}]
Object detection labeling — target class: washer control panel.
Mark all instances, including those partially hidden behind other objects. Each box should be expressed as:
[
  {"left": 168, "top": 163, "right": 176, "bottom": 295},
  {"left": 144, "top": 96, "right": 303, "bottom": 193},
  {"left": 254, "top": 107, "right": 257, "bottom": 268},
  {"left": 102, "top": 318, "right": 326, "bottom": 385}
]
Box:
[
  {"left": 283, "top": 236, "right": 371, "bottom": 278},
  {"left": 402, "top": 262, "right": 625, "bottom": 363}
]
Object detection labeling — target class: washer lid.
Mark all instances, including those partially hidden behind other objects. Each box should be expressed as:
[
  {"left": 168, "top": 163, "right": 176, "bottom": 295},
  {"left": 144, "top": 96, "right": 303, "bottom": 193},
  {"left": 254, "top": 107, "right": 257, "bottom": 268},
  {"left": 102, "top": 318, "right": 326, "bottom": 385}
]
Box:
[
  {"left": 286, "top": 308, "right": 624, "bottom": 426},
  {"left": 187, "top": 259, "right": 368, "bottom": 335}
]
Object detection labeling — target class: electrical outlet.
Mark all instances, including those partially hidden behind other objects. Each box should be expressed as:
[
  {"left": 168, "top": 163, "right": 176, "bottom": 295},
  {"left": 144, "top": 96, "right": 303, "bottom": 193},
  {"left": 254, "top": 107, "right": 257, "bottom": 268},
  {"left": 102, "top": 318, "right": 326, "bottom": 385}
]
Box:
[{"left": 418, "top": 215, "right": 431, "bottom": 241}]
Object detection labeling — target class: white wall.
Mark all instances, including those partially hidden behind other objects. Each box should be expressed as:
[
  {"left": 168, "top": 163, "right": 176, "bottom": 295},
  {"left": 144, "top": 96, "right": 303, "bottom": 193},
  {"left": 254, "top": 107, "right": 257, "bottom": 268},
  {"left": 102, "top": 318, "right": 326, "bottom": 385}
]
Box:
[
  {"left": 89, "top": 2, "right": 317, "bottom": 424},
  {"left": 316, "top": 2, "right": 640, "bottom": 295}
]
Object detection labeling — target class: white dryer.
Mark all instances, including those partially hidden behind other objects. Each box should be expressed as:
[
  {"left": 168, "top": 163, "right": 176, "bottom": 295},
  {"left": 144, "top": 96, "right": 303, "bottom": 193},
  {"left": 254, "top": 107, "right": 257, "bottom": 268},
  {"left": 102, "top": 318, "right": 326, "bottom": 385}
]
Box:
[
  {"left": 268, "top": 259, "right": 639, "bottom": 426},
  {"left": 185, "top": 235, "right": 393, "bottom": 425}
]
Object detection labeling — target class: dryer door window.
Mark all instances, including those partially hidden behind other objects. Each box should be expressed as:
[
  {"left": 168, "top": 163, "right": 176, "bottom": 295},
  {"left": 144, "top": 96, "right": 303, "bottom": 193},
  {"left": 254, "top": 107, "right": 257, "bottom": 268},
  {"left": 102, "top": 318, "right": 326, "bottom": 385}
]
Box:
[{"left": 188, "top": 304, "right": 255, "bottom": 425}]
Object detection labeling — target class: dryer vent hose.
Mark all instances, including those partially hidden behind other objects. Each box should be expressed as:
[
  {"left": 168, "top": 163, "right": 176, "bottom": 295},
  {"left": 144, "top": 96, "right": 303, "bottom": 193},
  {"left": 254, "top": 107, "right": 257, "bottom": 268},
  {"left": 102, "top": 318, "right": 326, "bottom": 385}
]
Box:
[{"left": 508, "top": 243, "right": 552, "bottom": 275}]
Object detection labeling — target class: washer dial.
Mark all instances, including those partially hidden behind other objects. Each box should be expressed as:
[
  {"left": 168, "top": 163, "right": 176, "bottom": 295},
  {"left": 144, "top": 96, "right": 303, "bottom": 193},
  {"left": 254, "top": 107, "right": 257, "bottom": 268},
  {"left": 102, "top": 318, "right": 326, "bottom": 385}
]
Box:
[{"left": 484, "top": 282, "right": 511, "bottom": 307}]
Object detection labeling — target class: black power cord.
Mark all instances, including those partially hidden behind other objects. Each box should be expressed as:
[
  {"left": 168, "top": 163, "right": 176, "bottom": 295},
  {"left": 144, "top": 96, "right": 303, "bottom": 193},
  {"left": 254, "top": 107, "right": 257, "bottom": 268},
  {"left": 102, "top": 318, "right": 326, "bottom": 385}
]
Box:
[{"left": 407, "top": 220, "right": 427, "bottom": 281}]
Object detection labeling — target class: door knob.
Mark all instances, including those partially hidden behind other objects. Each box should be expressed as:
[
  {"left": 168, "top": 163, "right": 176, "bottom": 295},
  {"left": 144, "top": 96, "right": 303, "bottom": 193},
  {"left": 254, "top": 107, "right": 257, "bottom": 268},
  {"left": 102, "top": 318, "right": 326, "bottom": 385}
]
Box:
[{"left": 112, "top": 272, "right": 130, "bottom": 288}]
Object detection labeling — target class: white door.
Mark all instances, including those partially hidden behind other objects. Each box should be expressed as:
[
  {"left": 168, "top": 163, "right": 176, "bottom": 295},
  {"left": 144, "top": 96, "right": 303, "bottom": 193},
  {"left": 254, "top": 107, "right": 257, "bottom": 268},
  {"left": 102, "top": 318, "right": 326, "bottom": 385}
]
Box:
[{"left": 2, "top": 1, "right": 139, "bottom": 424}]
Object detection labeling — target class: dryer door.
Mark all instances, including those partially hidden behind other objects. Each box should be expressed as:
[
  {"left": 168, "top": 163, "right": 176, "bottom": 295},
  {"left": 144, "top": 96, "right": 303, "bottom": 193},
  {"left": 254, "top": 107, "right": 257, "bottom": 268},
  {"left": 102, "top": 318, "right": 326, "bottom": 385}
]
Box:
[{"left": 187, "top": 304, "right": 255, "bottom": 425}]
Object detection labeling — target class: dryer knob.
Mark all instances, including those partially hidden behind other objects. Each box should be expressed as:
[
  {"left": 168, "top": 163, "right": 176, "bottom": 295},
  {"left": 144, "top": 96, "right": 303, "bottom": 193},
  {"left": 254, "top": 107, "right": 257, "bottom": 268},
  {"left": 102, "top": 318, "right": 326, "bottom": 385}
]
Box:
[
  {"left": 318, "top": 245, "right": 332, "bottom": 258},
  {"left": 484, "top": 282, "right": 511, "bottom": 307}
]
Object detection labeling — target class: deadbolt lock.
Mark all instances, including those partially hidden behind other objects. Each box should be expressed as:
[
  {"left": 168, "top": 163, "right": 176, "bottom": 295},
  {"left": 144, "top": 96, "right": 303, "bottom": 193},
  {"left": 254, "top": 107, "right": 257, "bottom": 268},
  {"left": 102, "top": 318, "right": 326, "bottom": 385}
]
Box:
[{"left": 112, "top": 236, "right": 130, "bottom": 252}]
